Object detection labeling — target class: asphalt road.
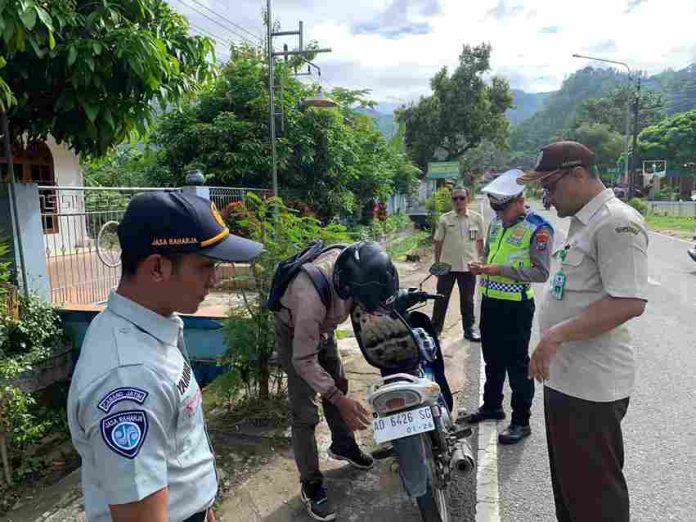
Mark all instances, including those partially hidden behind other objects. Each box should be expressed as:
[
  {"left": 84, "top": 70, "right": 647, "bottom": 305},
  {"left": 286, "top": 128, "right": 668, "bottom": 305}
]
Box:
[{"left": 461, "top": 201, "right": 696, "bottom": 522}]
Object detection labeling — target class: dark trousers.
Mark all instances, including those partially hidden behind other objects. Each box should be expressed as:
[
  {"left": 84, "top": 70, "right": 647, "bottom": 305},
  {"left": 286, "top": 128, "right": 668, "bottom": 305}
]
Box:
[
  {"left": 544, "top": 387, "right": 630, "bottom": 522},
  {"left": 275, "top": 318, "right": 356, "bottom": 485},
  {"left": 479, "top": 297, "right": 535, "bottom": 426},
  {"left": 431, "top": 271, "right": 477, "bottom": 334}
]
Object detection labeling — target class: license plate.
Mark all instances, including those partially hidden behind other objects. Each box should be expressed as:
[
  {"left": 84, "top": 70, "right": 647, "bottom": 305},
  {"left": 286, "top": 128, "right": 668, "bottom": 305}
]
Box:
[{"left": 372, "top": 406, "right": 435, "bottom": 444}]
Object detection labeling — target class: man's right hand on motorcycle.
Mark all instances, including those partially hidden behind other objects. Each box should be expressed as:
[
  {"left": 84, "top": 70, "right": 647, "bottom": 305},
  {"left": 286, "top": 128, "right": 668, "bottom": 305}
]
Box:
[{"left": 337, "top": 397, "right": 372, "bottom": 431}]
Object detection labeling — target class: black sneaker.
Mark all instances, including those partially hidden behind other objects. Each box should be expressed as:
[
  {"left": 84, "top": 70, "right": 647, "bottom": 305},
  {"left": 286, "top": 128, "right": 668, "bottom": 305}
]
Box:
[
  {"left": 327, "top": 443, "right": 374, "bottom": 470},
  {"left": 301, "top": 481, "right": 336, "bottom": 522}
]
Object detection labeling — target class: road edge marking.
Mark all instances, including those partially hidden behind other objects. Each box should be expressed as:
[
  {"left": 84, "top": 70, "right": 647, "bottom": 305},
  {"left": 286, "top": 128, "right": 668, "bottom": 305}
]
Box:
[
  {"left": 649, "top": 230, "right": 693, "bottom": 245},
  {"left": 475, "top": 352, "right": 501, "bottom": 522}
]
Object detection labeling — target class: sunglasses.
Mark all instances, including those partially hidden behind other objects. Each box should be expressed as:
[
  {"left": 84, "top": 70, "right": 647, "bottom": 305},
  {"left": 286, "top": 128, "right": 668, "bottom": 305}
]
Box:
[
  {"left": 540, "top": 169, "right": 571, "bottom": 193},
  {"left": 452, "top": 196, "right": 467, "bottom": 201}
]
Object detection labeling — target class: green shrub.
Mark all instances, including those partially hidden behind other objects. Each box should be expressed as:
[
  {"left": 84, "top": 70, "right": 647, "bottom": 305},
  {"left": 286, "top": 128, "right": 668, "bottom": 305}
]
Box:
[
  {"left": 0, "top": 292, "right": 67, "bottom": 459},
  {"left": 628, "top": 198, "right": 649, "bottom": 216},
  {"left": 425, "top": 187, "right": 453, "bottom": 232},
  {"left": 219, "top": 194, "right": 353, "bottom": 401}
]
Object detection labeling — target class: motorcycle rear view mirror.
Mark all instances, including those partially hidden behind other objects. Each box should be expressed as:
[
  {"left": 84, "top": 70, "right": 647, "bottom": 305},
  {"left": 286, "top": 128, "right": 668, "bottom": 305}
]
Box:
[
  {"left": 418, "top": 262, "right": 452, "bottom": 290},
  {"left": 430, "top": 262, "right": 452, "bottom": 277}
]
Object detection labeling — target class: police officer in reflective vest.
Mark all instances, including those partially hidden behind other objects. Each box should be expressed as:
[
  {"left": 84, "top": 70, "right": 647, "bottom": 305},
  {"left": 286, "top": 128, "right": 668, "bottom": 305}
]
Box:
[{"left": 468, "top": 169, "right": 554, "bottom": 444}]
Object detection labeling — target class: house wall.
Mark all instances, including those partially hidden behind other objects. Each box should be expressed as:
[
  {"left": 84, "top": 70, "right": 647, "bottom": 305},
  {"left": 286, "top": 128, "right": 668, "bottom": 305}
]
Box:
[{"left": 43, "top": 138, "right": 89, "bottom": 256}]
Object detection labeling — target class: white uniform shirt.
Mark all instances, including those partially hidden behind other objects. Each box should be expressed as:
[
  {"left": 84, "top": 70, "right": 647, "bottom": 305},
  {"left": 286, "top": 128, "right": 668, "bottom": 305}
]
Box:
[
  {"left": 539, "top": 189, "right": 649, "bottom": 402},
  {"left": 67, "top": 292, "right": 217, "bottom": 521}
]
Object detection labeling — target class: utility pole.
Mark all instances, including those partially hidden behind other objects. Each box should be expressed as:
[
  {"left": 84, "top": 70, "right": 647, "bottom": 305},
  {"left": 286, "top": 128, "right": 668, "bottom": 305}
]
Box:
[
  {"left": 571, "top": 54, "right": 632, "bottom": 185},
  {"left": 265, "top": 3, "right": 331, "bottom": 197},
  {"left": 266, "top": 0, "right": 278, "bottom": 197},
  {"left": 629, "top": 75, "right": 641, "bottom": 199}
]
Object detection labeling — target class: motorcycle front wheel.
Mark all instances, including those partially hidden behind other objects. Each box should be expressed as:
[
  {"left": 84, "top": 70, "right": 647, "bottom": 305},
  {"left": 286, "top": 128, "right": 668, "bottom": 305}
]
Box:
[{"left": 415, "top": 433, "right": 449, "bottom": 522}]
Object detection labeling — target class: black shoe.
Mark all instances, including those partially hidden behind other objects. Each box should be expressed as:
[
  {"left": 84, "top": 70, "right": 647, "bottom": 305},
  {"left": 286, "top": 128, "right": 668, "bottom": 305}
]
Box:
[
  {"left": 498, "top": 424, "right": 531, "bottom": 445},
  {"left": 464, "top": 407, "right": 506, "bottom": 424},
  {"left": 464, "top": 327, "right": 481, "bottom": 342},
  {"left": 301, "top": 481, "right": 336, "bottom": 521},
  {"left": 327, "top": 443, "right": 374, "bottom": 470}
]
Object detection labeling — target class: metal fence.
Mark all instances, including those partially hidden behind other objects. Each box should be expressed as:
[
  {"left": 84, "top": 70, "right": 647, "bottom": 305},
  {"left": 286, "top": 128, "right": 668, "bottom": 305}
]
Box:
[
  {"left": 39, "top": 185, "right": 269, "bottom": 306},
  {"left": 209, "top": 186, "right": 272, "bottom": 211},
  {"left": 39, "top": 186, "right": 179, "bottom": 305},
  {"left": 646, "top": 200, "right": 696, "bottom": 218}
]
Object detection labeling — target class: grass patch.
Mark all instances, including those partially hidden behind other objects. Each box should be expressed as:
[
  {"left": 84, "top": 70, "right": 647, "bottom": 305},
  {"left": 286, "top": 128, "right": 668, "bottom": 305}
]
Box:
[
  {"left": 335, "top": 329, "right": 353, "bottom": 339},
  {"left": 645, "top": 215, "right": 695, "bottom": 239},
  {"left": 388, "top": 230, "right": 431, "bottom": 261}
]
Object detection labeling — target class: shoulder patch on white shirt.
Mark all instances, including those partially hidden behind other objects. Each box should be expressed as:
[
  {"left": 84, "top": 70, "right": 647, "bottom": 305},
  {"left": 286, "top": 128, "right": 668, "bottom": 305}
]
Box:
[
  {"left": 97, "top": 387, "right": 149, "bottom": 413},
  {"left": 100, "top": 409, "right": 148, "bottom": 459}
]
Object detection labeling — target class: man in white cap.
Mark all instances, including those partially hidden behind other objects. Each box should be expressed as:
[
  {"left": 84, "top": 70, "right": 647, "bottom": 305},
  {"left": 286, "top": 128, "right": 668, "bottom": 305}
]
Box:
[{"left": 467, "top": 169, "right": 554, "bottom": 444}]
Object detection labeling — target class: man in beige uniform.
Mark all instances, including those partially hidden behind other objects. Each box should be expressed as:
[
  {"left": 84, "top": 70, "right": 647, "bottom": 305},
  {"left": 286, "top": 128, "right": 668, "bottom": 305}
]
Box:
[
  {"left": 431, "top": 187, "right": 485, "bottom": 341},
  {"left": 275, "top": 241, "right": 399, "bottom": 522},
  {"left": 519, "top": 141, "right": 648, "bottom": 522}
]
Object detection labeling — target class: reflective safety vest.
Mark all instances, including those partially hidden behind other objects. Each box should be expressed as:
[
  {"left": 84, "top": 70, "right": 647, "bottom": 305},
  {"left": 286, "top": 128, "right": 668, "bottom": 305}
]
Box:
[{"left": 480, "top": 214, "right": 541, "bottom": 301}]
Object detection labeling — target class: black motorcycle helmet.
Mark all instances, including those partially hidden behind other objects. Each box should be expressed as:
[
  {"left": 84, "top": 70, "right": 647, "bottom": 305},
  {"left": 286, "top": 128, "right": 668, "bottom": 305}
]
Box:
[{"left": 334, "top": 241, "right": 399, "bottom": 312}]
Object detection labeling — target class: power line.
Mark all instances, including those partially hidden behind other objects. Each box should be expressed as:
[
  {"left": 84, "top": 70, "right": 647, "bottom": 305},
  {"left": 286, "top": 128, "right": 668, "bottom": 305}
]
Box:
[
  {"left": 189, "top": 22, "right": 235, "bottom": 47},
  {"left": 174, "top": 0, "right": 260, "bottom": 45},
  {"left": 182, "top": 0, "right": 263, "bottom": 42}
]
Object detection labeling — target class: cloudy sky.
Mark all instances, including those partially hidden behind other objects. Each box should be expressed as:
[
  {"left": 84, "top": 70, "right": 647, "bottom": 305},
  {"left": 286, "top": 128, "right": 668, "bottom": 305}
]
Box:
[{"left": 168, "top": 0, "right": 696, "bottom": 106}]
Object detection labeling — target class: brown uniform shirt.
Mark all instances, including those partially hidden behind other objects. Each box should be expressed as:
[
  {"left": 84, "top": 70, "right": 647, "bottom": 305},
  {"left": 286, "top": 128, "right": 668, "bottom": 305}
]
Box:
[{"left": 277, "top": 249, "right": 352, "bottom": 404}]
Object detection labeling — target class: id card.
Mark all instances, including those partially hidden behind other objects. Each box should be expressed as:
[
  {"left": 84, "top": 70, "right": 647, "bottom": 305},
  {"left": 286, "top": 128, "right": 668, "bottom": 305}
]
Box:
[
  {"left": 551, "top": 271, "right": 566, "bottom": 300},
  {"left": 469, "top": 228, "right": 478, "bottom": 241}
]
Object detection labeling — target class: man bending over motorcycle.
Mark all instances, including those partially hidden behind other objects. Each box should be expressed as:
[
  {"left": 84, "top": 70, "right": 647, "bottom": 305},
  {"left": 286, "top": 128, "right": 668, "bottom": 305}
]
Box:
[{"left": 274, "top": 241, "right": 399, "bottom": 521}]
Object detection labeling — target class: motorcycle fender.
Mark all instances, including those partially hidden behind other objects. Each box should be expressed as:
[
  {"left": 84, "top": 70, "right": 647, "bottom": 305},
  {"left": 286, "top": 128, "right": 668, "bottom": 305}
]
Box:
[{"left": 392, "top": 435, "right": 429, "bottom": 498}]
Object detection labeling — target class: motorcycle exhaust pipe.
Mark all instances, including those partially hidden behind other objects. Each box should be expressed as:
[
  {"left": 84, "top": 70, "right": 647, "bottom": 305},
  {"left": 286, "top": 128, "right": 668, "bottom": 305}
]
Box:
[{"left": 450, "top": 441, "right": 475, "bottom": 475}]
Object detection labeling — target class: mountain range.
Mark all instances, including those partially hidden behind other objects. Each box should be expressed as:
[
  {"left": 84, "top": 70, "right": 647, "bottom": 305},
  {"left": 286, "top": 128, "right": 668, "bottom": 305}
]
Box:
[{"left": 367, "top": 63, "right": 696, "bottom": 156}]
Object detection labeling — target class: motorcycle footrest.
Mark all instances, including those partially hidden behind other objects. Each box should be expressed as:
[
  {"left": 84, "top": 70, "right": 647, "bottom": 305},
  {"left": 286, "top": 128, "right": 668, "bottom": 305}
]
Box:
[
  {"left": 452, "top": 426, "right": 472, "bottom": 439},
  {"left": 371, "top": 445, "right": 395, "bottom": 460}
]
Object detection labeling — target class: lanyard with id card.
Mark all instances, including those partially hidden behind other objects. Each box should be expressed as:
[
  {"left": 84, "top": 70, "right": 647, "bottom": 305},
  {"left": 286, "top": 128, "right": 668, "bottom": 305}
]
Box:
[{"left": 551, "top": 245, "right": 570, "bottom": 300}]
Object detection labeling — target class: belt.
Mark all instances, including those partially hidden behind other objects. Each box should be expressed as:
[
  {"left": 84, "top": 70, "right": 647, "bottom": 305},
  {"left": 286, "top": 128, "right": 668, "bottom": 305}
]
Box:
[
  {"left": 479, "top": 280, "right": 530, "bottom": 293},
  {"left": 183, "top": 510, "right": 208, "bottom": 522}
]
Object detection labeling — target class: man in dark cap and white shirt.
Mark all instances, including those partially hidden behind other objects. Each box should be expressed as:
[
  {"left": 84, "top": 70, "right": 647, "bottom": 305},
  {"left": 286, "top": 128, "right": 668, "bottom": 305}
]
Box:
[
  {"left": 519, "top": 141, "right": 648, "bottom": 522},
  {"left": 68, "top": 192, "right": 263, "bottom": 522}
]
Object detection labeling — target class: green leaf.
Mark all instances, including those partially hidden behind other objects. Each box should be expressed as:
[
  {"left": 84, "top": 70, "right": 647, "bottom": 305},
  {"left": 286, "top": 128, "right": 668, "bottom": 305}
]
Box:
[
  {"left": 35, "top": 6, "right": 53, "bottom": 31},
  {"left": 48, "top": 30, "right": 55, "bottom": 50},
  {"left": 67, "top": 46, "right": 76, "bottom": 66},
  {"left": 0, "top": 57, "right": 6, "bottom": 69},
  {"left": 20, "top": 7, "right": 37, "bottom": 30},
  {"left": 83, "top": 101, "right": 99, "bottom": 123}
]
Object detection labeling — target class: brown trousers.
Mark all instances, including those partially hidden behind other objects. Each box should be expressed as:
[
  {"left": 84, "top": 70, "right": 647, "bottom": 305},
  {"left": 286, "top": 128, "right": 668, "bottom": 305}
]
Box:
[
  {"left": 275, "top": 318, "right": 355, "bottom": 484},
  {"left": 544, "top": 386, "right": 630, "bottom": 522}
]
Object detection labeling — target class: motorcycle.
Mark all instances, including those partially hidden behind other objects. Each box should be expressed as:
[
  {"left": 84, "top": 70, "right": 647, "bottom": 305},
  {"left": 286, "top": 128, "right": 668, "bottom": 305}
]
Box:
[{"left": 350, "top": 262, "right": 475, "bottom": 522}]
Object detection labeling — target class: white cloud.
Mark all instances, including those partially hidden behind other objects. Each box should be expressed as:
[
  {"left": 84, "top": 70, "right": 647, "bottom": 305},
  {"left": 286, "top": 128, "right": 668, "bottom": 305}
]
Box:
[{"left": 168, "top": 0, "right": 696, "bottom": 104}]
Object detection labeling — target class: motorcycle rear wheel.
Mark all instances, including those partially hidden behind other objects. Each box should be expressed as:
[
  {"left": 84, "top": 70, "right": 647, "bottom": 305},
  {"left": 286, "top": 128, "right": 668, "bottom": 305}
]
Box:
[{"left": 416, "top": 433, "right": 449, "bottom": 522}]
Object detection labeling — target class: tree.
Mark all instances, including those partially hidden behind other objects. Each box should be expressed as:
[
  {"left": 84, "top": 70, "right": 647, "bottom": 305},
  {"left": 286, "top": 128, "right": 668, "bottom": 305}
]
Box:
[
  {"left": 0, "top": 0, "right": 214, "bottom": 155},
  {"left": 639, "top": 109, "right": 696, "bottom": 176},
  {"left": 574, "top": 86, "right": 666, "bottom": 136},
  {"left": 568, "top": 123, "right": 624, "bottom": 172},
  {"left": 397, "top": 44, "right": 513, "bottom": 170},
  {"left": 154, "top": 46, "right": 418, "bottom": 220}
]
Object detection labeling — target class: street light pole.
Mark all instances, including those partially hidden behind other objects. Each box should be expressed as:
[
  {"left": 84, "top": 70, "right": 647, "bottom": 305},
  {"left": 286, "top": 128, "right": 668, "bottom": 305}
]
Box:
[{"left": 572, "top": 54, "right": 634, "bottom": 187}]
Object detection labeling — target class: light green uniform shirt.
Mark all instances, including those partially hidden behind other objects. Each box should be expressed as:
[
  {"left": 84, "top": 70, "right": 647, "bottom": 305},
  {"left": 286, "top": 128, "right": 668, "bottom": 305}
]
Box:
[
  {"left": 434, "top": 209, "right": 485, "bottom": 272},
  {"left": 540, "top": 189, "right": 649, "bottom": 402}
]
